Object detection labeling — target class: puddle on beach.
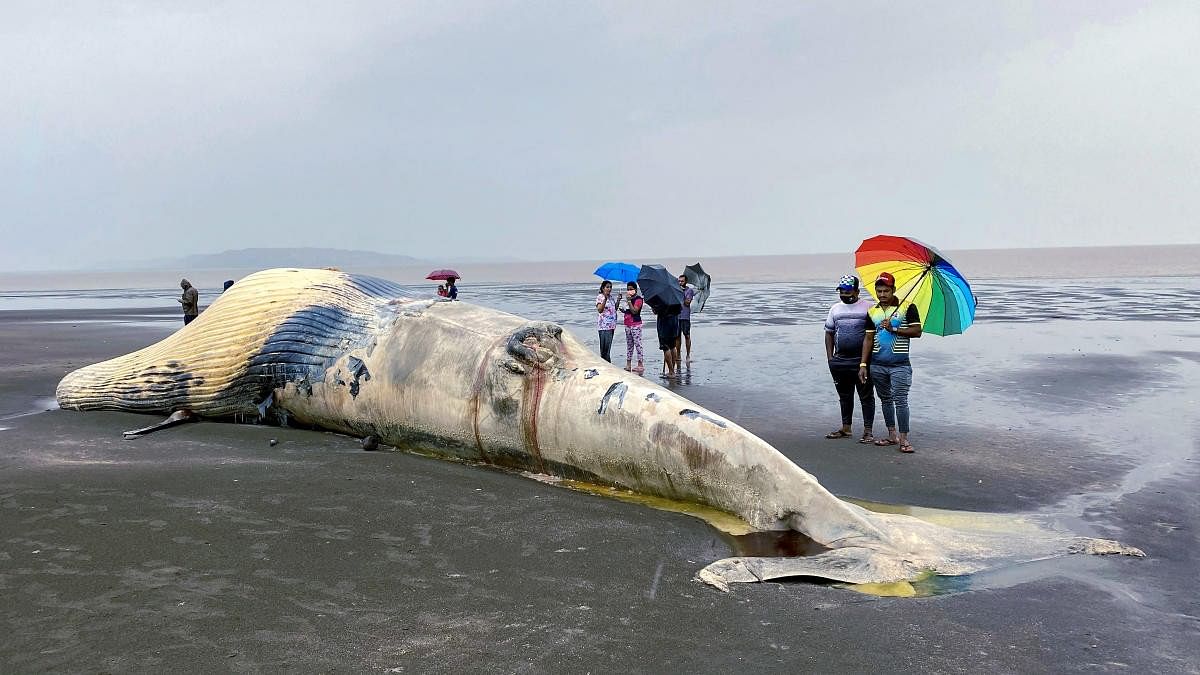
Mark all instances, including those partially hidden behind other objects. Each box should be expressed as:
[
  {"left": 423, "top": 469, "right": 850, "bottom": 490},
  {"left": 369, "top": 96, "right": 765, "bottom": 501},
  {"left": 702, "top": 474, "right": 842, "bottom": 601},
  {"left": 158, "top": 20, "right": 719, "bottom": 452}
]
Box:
[
  {"left": 0, "top": 397, "right": 60, "bottom": 425},
  {"left": 33, "top": 319, "right": 176, "bottom": 329}
]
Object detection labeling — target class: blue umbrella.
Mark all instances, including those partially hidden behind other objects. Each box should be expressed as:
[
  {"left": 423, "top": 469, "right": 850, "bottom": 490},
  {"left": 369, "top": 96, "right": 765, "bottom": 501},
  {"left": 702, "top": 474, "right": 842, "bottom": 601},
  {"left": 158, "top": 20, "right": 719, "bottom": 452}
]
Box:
[{"left": 593, "top": 262, "right": 640, "bottom": 283}]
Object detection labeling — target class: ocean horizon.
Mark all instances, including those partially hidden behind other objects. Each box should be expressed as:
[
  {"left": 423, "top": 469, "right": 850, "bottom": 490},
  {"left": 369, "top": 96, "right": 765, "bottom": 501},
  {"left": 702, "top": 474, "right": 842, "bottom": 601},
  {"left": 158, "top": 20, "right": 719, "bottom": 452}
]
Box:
[{"left": 0, "top": 243, "right": 1196, "bottom": 295}]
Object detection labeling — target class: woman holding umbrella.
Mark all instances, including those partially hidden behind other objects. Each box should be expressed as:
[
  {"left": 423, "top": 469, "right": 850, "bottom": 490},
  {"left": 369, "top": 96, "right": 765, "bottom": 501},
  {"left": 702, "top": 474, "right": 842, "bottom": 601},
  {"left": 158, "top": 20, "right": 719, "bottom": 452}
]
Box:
[{"left": 622, "top": 282, "right": 645, "bottom": 373}]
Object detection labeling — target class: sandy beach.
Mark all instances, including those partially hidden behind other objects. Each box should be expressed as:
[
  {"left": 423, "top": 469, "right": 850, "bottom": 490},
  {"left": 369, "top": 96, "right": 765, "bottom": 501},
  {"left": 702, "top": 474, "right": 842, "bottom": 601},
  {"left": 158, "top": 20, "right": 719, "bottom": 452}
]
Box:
[{"left": 2, "top": 277, "right": 1199, "bottom": 672}]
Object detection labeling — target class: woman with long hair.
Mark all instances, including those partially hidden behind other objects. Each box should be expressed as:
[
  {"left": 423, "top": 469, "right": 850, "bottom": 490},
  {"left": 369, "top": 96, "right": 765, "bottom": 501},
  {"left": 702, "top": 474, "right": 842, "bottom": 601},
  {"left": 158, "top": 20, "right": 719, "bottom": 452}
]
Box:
[
  {"left": 594, "top": 280, "right": 619, "bottom": 362},
  {"left": 622, "top": 281, "right": 645, "bottom": 373}
]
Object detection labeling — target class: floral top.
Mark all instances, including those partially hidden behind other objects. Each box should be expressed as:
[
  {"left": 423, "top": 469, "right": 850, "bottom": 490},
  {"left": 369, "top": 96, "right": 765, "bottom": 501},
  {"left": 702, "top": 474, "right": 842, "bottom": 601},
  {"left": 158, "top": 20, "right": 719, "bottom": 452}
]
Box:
[{"left": 596, "top": 293, "right": 618, "bottom": 331}]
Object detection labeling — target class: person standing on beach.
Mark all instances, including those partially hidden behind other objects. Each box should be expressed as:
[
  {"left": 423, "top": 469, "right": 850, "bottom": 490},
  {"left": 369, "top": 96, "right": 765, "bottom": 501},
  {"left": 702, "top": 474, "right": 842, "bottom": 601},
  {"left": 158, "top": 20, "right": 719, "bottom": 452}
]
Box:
[
  {"left": 595, "top": 280, "right": 619, "bottom": 362},
  {"left": 652, "top": 302, "right": 681, "bottom": 377},
  {"left": 676, "top": 274, "right": 695, "bottom": 362},
  {"left": 178, "top": 279, "right": 199, "bottom": 325},
  {"left": 446, "top": 278, "right": 459, "bottom": 300},
  {"left": 622, "top": 282, "right": 645, "bottom": 373},
  {"left": 858, "top": 272, "right": 922, "bottom": 453},
  {"left": 824, "top": 274, "right": 876, "bottom": 443}
]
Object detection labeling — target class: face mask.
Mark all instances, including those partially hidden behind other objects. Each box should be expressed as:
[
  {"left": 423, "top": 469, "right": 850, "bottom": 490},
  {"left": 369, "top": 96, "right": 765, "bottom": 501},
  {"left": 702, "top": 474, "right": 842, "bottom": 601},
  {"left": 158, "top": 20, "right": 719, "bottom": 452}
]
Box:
[{"left": 840, "top": 295, "right": 856, "bottom": 304}]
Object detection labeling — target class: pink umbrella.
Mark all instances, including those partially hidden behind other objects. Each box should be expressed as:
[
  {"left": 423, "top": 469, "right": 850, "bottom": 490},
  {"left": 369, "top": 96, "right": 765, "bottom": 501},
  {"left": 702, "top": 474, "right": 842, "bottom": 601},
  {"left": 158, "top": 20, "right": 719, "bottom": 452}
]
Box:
[{"left": 426, "top": 269, "right": 461, "bottom": 281}]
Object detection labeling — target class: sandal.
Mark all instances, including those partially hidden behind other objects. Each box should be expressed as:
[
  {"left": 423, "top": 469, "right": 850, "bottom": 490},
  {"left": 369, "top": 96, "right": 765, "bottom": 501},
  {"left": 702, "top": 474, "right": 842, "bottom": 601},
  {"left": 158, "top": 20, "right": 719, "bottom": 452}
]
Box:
[
  {"left": 898, "top": 442, "right": 914, "bottom": 453},
  {"left": 874, "top": 438, "right": 898, "bottom": 446},
  {"left": 858, "top": 433, "right": 875, "bottom": 444},
  {"left": 825, "top": 429, "right": 852, "bottom": 439}
]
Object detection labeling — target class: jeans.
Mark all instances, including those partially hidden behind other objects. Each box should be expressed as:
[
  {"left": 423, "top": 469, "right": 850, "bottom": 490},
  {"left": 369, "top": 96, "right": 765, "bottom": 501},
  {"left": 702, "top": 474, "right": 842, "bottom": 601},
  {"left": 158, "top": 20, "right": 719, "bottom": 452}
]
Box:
[
  {"left": 829, "top": 361, "right": 874, "bottom": 428},
  {"left": 870, "top": 363, "right": 912, "bottom": 434},
  {"left": 598, "top": 329, "right": 615, "bottom": 362}
]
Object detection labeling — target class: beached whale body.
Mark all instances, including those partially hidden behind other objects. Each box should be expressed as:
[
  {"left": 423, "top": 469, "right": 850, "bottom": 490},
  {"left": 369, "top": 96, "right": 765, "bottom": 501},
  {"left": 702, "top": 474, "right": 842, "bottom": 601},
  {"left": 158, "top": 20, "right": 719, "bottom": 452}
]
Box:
[{"left": 56, "top": 268, "right": 1142, "bottom": 589}]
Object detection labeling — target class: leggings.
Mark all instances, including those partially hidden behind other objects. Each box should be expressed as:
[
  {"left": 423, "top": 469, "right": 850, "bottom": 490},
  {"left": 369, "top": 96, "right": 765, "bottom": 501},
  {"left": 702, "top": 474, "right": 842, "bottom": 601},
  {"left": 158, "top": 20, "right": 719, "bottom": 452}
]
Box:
[
  {"left": 870, "top": 364, "right": 913, "bottom": 434},
  {"left": 598, "top": 329, "right": 615, "bottom": 362},
  {"left": 625, "top": 324, "right": 643, "bottom": 363},
  {"left": 829, "top": 361, "right": 874, "bottom": 428}
]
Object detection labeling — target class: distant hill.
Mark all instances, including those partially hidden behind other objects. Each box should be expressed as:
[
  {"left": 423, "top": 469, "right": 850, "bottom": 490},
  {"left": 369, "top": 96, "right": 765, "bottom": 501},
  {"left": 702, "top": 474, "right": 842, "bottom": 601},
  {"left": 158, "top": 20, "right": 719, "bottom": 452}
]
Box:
[{"left": 131, "top": 247, "right": 430, "bottom": 270}]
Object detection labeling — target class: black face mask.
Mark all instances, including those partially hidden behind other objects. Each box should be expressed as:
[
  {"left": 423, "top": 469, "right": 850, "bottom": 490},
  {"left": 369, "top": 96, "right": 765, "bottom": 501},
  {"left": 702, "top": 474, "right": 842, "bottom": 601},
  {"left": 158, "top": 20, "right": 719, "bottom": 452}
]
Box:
[{"left": 840, "top": 295, "right": 857, "bottom": 304}]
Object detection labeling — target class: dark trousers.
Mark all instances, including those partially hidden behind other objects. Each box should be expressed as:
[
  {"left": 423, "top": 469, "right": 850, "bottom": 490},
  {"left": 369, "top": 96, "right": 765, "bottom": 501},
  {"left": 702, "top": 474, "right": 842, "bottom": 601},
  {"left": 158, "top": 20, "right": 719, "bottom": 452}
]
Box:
[
  {"left": 598, "top": 329, "right": 615, "bottom": 362},
  {"left": 183, "top": 314, "right": 197, "bottom": 325},
  {"left": 829, "top": 361, "right": 875, "bottom": 428}
]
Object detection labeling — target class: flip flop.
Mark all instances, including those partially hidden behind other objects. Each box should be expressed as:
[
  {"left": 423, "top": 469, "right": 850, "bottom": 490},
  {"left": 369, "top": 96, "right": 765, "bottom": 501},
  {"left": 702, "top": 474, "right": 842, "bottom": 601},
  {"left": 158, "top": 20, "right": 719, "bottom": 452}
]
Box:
[
  {"left": 858, "top": 434, "right": 875, "bottom": 444},
  {"left": 874, "top": 438, "right": 898, "bottom": 446},
  {"left": 825, "top": 429, "right": 852, "bottom": 439},
  {"left": 898, "top": 442, "right": 915, "bottom": 453}
]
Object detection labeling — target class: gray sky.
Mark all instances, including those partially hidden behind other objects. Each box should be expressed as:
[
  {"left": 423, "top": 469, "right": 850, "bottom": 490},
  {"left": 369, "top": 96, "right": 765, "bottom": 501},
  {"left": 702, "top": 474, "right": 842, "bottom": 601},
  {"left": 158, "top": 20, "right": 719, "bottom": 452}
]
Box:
[{"left": 2, "top": 1, "right": 1197, "bottom": 271}]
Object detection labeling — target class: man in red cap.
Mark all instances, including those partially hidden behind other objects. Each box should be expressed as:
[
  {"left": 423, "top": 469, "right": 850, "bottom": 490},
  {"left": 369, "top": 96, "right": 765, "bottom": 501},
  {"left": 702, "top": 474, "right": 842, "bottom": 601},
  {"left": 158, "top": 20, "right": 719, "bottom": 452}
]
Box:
[{"left": 858, "top": 271, "right": 923, "bottom": 453}]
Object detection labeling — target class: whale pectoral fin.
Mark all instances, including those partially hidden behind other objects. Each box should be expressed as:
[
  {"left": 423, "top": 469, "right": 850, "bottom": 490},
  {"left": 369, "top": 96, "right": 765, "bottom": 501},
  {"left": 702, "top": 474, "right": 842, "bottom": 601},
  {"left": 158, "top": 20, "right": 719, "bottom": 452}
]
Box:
[
  {"left": 696, "top": 547, "right": 926, "bottom": 591},
  {"left": 122, "top": 409, "right": 198, "bottom": 439}
]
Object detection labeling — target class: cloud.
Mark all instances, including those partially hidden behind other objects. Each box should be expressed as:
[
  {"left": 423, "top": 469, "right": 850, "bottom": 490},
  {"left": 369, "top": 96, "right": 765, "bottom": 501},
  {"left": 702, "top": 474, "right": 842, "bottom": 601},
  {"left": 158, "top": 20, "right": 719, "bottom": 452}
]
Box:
[{"left": 0, "top": 1, "right": 1196, "bottom": 271}]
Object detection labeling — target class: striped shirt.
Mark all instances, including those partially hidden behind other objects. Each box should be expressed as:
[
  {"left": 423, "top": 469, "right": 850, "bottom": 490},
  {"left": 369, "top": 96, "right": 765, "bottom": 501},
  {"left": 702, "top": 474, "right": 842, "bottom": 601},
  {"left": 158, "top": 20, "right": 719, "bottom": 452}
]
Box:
[{"left": 866, "top": 303, "right": 922, "bottom": 366}]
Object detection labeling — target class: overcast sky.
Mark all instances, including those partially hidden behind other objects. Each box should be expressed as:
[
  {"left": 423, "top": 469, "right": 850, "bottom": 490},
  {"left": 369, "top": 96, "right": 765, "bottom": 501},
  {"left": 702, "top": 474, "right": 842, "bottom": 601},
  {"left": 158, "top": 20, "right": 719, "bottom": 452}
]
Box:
[{"left": 2, "top": 1, "right": 1197, "bottom": 271}]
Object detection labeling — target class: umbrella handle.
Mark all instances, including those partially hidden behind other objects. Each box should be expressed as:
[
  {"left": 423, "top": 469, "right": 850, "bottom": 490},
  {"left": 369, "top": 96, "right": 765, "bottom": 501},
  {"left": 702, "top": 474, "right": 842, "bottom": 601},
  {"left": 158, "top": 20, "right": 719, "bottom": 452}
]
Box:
[{"left": 887, "top": 266, "right": 932, "bottom": 321}]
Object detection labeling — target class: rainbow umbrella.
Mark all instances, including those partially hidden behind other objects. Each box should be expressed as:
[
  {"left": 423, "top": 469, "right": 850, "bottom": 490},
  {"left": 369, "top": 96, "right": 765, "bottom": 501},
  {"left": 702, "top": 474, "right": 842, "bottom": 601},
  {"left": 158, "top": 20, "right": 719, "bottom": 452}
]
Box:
[{"left": 854, "top": 235, "right": 976, "bottom": 336}]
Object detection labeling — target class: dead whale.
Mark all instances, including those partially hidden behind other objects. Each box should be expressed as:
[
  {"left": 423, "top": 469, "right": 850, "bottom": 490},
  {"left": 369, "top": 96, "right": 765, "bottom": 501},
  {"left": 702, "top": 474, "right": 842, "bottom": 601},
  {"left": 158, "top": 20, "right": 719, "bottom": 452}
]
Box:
[{"left": 56, "top": 268, "right": 1143, "bottom": 590}]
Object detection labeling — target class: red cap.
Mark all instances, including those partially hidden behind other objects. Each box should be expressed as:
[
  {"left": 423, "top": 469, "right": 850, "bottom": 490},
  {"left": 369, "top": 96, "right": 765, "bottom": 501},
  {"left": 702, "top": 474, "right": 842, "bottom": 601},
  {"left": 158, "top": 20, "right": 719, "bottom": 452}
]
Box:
[{"left": 875, "top": 272, "right": 896, "bottom": 287}]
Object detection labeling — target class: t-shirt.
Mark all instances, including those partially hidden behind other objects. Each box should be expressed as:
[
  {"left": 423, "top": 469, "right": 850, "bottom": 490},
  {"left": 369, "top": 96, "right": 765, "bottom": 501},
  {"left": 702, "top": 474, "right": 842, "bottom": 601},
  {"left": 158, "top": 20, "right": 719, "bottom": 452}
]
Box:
[
  {"left": 824, "top": 298, "right": 874, "bottom": 366},
  {"left": 866, "top": 303, "right": 922, "bottom": 366},
  {"left": 447, "top": 284, "right": 458, "bottom": 300},
  {"left": 679, "top": 287, "right": 695, "bottom": 320},
  {"left": 623, "top": 296, "right": 644, "bottom": 327},
  {"left": 596, "top": 293, "right": 618, "bottom": 331}
]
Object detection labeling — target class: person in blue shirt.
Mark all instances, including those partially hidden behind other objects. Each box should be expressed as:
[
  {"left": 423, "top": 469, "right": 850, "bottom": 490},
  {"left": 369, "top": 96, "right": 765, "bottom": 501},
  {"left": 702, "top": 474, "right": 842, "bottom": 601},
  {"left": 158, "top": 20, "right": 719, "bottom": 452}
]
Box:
[{"left": 858, "top": 272, "right": 922, "bottom": 453}]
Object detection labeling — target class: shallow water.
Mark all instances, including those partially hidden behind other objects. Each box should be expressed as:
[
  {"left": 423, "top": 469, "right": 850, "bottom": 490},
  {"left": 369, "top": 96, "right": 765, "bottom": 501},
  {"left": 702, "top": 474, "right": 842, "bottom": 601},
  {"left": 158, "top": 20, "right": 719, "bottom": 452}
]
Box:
[{"left": 4, "top": 276, "right": 1198, "bottom": 325}]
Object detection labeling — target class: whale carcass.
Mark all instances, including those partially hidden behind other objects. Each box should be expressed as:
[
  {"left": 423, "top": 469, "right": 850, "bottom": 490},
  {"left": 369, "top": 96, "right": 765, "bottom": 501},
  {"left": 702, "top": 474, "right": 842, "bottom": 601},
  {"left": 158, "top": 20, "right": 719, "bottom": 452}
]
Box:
[{"left": 55, "top": 268, "right": 1143, "bottom": 589}]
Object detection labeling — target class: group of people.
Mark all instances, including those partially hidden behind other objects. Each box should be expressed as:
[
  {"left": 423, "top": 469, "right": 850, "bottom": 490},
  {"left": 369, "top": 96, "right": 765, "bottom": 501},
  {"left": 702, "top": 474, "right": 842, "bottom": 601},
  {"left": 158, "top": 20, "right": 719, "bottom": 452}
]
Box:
[
  {"left": 824, "top": 272, "right": 922, "bottom": 453},
  {"left": 435, "top": 278, "right": 459, "bottom": 299},
  {"left": 594, "top": 274, "right": 695, "bottom": 377}
]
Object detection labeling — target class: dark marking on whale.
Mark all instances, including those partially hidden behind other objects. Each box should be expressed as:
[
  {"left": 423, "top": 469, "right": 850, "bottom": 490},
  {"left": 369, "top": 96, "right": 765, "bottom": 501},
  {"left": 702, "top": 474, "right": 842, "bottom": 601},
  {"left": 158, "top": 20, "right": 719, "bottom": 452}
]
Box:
[
  {"left": 597, "top": 382, "right": 629, "bottom": 415},
  {"left": 679, "top": 409, "right": 727, "bottom": 428}
]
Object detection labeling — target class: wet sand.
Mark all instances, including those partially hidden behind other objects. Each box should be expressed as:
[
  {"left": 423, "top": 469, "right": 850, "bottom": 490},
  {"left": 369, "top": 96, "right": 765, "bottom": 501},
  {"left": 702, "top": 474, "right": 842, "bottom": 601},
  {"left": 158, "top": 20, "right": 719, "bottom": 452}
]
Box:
[{"left": 2, "top": 307, "right": 1198, "bottom": 672}]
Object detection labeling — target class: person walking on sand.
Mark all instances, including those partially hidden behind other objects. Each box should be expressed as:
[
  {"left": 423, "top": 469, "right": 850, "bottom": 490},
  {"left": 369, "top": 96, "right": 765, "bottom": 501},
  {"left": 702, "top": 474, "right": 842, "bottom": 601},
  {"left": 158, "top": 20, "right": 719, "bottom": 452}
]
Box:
[
  {"left": 622, "top": 282, "right": 645, "bottom": 373},
  {"left": 595, "top": 280, "right": 619, "bottom": 362},
  {"left": 178, "top": 279, "right": 199, "bottom": 325},
  {"left": 824, "top": 274, "right": 876, "bottom": 444},
  {"left": 676, "top": 274, "right": 695, "bottom": 362},
  {"left": 858, "top": 272, "right": 922, "bottom": 453}
]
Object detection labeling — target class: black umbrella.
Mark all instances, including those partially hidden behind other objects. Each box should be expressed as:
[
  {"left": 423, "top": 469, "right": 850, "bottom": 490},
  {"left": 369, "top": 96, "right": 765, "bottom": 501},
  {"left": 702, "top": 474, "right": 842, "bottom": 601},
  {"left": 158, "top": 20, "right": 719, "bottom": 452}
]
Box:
[
  {"left": 683, "top": 262, "right": 711, "bottom": 313},
  {"left": 637, "top": 264, "right": 685, "bottom": 313}
]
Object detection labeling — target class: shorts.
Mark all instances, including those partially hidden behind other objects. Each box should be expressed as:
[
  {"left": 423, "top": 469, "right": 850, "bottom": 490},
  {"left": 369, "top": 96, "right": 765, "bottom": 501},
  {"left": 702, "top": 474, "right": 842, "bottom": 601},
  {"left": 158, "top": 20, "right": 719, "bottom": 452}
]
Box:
[
  {"left": 679, "top": 319, "right": 691, "bottom": 336},
  {"left": 656, "top": 314, "right": 680, "bottom": 351}
]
